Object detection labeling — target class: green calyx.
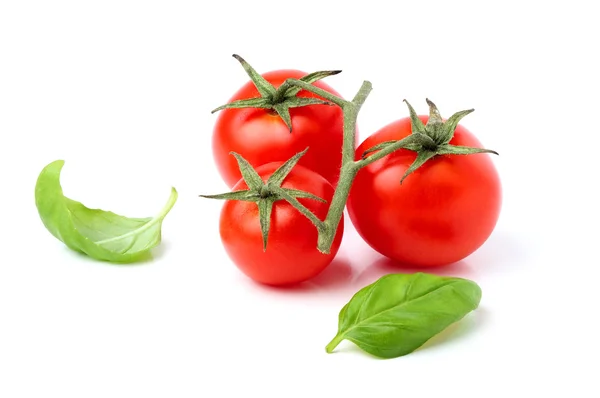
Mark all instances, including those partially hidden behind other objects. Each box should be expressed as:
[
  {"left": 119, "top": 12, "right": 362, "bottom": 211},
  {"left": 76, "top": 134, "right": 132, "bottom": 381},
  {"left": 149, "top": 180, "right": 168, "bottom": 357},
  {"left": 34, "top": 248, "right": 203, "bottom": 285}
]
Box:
[
  {"left": 362, "top": 99, "right": 499, "bottom": 183},
  {"left": 211, "top": 54, "right": 341, "bottom": 131},
  {"left": 200, "top": 148, "right": 326, "bottom": 251}
]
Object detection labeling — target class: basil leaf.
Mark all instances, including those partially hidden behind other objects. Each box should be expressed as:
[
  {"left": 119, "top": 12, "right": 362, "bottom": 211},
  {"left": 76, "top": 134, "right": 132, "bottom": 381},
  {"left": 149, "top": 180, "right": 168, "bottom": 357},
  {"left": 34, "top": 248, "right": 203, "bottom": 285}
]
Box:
[
  {"left": 35, "top": 160, "right": 178, "bottom": 263},
  {"left": 326, "top": 273, "right": 482, "bottom": 358}
]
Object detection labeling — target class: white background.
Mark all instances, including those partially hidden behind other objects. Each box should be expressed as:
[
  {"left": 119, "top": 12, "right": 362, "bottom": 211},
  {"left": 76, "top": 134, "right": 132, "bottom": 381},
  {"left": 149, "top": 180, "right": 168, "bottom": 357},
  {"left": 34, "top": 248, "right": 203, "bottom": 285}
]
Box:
[{"left": 1, "top": 1, "right": 598, "bottom": 397}]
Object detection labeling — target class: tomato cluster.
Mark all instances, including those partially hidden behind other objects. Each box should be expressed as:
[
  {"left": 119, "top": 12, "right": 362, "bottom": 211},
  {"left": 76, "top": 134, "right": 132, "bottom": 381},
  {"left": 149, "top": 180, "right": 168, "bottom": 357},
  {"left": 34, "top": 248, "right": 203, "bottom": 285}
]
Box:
[{"left": 206, "top": 55, "right": 502, "bottom": 286}]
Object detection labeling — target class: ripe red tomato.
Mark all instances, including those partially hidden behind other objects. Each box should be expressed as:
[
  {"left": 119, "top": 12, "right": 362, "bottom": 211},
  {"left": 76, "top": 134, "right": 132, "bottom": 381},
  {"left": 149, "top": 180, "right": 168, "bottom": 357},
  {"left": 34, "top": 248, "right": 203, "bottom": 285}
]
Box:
[
  {"left": 347, "top": 116, "right": 501, "bottom": 267},
  {"left": 219, "top": 162, "right": 343, "bottom": 286},
  {"left": 212, "top": 70, "right": 346, "bottom": 187}
]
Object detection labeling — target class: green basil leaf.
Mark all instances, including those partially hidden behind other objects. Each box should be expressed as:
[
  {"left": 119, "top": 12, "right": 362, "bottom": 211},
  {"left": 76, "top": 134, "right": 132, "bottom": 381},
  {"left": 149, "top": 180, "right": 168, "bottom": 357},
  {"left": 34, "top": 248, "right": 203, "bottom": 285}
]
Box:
[
  {"left": 326, "top": 273, "right": 482, "bottom": 358},
  {"left": 35, "top": 160, "right": 178, "bottom": 263}
]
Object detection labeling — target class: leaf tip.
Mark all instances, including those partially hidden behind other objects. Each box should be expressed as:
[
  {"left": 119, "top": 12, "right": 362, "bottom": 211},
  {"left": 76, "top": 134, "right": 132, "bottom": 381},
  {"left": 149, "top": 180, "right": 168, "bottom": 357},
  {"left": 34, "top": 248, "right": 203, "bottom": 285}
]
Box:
[
  {"left": 47, "top": 159, "right": 66, "bottom": 168},
  {"left": 39, "top": 159, "right": 67, "bottom": 178}
]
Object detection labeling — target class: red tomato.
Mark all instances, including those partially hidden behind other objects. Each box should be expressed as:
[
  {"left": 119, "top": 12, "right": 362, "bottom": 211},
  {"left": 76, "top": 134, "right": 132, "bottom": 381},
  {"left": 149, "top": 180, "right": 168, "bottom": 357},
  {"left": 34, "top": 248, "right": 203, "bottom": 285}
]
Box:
[
  {"left": 219, "top": 162, "right": 343, "bottom": 286},
  {"left": 347, "top": 116, "right": 501, "bottom": 267},
  {"left": 212, "top": 70, "right": 346, "bottom": 187}
]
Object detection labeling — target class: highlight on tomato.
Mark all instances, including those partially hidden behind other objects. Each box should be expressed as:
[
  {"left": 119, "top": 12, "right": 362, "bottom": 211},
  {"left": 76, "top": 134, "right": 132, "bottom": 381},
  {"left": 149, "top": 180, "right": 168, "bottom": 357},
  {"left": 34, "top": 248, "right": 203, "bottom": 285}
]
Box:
[
  {"left": 347, "top": 99, "right": 501, "bottom": 267},
  {"left": 211, "top": 54, "right": 349, "bottom": 188}
]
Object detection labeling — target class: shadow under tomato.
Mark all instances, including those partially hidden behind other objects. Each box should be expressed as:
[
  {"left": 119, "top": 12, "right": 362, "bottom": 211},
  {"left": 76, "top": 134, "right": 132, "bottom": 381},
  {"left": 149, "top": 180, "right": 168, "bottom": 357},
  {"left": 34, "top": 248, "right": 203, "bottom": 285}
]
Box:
[
  {"left": 352, "top": 256, "right": 476, "bottom": 289},
  {"left": 467, "top": 230, "right": 528, "bottom": 275},
  {"left": 258, "top": 257, "right": 354, "bottom": 294}
]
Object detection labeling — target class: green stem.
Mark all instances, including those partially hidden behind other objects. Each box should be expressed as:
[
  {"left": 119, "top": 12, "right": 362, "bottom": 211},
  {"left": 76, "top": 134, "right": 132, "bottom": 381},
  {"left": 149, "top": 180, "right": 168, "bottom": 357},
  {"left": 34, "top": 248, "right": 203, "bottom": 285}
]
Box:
[
  {"left": 341, "top": 104, "right": 358, "bottom": 164},
  {"left": 271, "top": 85, "right": 287, "bottom": 104},
  {"left": 325, "top": 333, "right": 344, "bottom": 353},
  {"left": 273, "top": 187, "right": 326, "bottom": 233},
  {"left": 317, "top": 163, "right": 358, "bottom": 252},
  {"left": 278, "top": 79, "right": 348, "bottom": 108},
  {"left": 355, "top": 135, "right": 415, "bottom": 168},
  {"left": 351, "top": 81, "right": 373, "bottom": 107},
  {"left": 341, "top": 81, "right": 371, "bottom": 164},
  {"left": 284, "top": 80, "right": 374, "bottom": 253}
]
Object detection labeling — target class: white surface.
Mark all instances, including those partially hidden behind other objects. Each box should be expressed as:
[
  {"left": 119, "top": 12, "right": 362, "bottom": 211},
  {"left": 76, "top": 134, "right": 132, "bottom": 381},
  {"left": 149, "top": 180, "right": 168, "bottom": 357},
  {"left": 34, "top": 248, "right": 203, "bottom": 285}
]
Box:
[{"left": 1, "top": 1, "right": 598, "bottom": 397}]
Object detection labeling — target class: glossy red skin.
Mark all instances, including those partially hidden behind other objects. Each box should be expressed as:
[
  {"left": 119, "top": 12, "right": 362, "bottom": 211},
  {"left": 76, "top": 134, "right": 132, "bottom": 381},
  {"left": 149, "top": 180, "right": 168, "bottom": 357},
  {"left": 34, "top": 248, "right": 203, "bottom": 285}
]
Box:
[
  {"left": 219, "top": 162, "right": 344, "bottom": 286},
  {"left": 212, "top": 69, "right": 346, "bottom": 188},
  {"left": 347, "top": 116, "right": 502, "bottom": 267}
]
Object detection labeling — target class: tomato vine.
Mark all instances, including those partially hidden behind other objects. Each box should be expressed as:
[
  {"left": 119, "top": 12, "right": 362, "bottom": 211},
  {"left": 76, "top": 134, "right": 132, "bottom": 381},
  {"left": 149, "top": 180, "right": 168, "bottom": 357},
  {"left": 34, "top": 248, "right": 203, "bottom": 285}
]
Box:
[
  {"left": 273, "top": 79, "right": 498, "bottom": 254},
  {"left": 203, "top": 58, "right": 498, "bottom": 255}
]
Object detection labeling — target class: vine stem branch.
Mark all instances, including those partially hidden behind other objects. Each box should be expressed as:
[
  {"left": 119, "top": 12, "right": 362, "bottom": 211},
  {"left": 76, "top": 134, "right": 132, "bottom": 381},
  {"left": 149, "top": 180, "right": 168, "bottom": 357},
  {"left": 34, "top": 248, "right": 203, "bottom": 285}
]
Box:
[{"left": 283, "top": 79, "right": 381, "bottom": 253}]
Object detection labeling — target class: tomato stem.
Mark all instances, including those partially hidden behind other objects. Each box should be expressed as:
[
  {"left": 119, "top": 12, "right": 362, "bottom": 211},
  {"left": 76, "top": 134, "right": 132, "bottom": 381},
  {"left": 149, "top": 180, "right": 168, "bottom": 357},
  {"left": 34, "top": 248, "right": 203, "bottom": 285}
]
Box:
[
  {"left": 282, "top": 79, "right": 371, "bottom": 253},
  {"left": 281, "top": 80, "right": 498, "bottom": 254},
  {"left": 211, "top": 56, "right": 341, "bottom": 132},
  {"left": 276, "top": 79, "right": 349, "bottom": 108},
  {"left": 273, "top": 187, "right": 326, "bottom": 233},
  {"left": 201, "top": 148, "right": 328, "bottom": 251}
]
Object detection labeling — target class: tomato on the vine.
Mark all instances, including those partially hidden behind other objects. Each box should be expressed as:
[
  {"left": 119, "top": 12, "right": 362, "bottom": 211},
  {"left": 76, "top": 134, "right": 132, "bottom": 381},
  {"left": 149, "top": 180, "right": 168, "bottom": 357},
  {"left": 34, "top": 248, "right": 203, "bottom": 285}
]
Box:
[
  {"left": 348, "top": 114, "right": 501, "bottom": 267},
  {"left": 212, "top": 56, "right": 348, "bottom": 188},
  {"left": 219, "top": 162, "right": 343, "bottom": 286}
]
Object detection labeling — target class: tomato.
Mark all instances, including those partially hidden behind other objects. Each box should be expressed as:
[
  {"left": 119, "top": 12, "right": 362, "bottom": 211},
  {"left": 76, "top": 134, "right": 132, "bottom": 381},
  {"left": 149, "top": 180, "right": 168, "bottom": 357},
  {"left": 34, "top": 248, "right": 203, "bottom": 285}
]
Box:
[
  {"left": 347, "top": 116, "right": 501, "bottom": 267},
  {"left": 219, "top": 162, "right": 343, "bottom": 286},
  {"left": 212, "top": 69, "right": 346, "bottom": 187}
]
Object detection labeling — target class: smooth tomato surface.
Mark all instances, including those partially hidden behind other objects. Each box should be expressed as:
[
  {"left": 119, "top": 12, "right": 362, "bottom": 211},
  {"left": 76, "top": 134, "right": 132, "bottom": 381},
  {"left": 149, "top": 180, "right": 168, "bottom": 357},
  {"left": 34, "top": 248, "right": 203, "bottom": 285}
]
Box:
[
  {"left": 212, "top": 70, "right": 346, "bottom": 187},
  {"left": 347, "top": 116, "right": 501, "bottom": 267},
  {"left": 220, "top": 162, "right": 343, "bottom": 286}
]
